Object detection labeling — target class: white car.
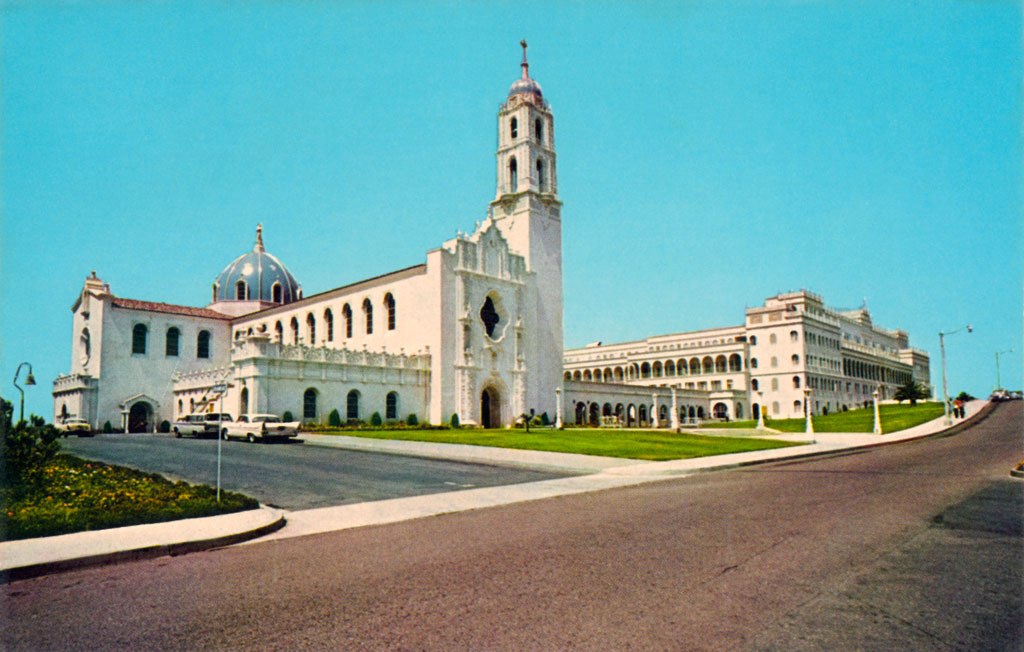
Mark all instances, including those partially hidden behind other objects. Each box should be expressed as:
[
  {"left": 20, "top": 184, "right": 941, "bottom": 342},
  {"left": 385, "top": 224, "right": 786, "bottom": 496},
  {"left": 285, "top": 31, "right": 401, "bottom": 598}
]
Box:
[
  {"left": 56, "top": 417, "right": 92, "bottom": 437},
  {"left": 223, "top": 414, "right": 301, "bottom": 443}
]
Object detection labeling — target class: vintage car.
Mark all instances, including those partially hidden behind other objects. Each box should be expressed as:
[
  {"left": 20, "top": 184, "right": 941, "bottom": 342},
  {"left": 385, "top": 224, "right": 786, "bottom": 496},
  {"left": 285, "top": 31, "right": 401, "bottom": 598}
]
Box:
[
  {"left": 222, "top": 414, "right": 301, "bottom": 443},
  {"left": 56, "top": 417, "right": 92, "bottom": 437},
  {"left": 172, "top": 413, "right": 234, "bottom": 438}
]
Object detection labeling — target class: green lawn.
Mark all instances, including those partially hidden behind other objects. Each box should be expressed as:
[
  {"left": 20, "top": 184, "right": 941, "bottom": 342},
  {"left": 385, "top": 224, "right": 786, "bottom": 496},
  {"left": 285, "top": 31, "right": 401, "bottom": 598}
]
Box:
[
  {"left": 702, "top": 402, "right": 945, "bottom": 434},
  {"left": 315, "top": 427, "right": 800, "bottom": 461}
]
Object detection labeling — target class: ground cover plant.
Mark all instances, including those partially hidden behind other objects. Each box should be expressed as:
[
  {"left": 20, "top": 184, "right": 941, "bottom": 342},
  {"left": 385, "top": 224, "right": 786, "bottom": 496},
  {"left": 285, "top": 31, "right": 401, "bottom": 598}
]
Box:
[
  {"left": 314, "top": 427, "right": 799, "bottom": 461},
  {"left": 1, "top": 399, "right": 257, "bottom": 541},
  {"left": 702, "top": 402, "right": 946, "bottom": 433}
]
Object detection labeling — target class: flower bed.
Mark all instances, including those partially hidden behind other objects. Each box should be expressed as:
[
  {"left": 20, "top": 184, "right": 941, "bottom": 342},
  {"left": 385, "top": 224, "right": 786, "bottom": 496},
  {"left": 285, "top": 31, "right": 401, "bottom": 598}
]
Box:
[{"left": 1, "top": 454, "right": 258, "bottom": 541}]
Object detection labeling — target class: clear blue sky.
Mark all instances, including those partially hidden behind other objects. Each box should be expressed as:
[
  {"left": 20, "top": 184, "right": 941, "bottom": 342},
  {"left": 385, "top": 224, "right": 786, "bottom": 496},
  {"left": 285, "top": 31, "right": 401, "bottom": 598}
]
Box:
[{"left": 2, "top": 1, "right": 1020, "bottom": 420}]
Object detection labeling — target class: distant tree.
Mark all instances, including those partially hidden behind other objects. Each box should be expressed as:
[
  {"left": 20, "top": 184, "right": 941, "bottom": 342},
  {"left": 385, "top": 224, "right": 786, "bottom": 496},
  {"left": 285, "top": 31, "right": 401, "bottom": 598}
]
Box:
[
  {"left": 328, "top": 409, "right": 342, "bottom": 427},
  {"left": 955, "top": 391, "right": 975, "bottom": 402},
  {"left": 894, "top": 380, "right": 927, "bottom": 406}
]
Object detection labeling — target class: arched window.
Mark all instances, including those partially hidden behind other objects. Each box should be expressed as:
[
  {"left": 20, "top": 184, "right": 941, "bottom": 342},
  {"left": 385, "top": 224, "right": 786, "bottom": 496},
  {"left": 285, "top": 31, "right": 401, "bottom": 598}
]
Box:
[
  {"left": 792, "top": 354, "right": 800, "bottom": 365},
  {"left": 274, "top": 321, "right": 283, "bottom": 343},
  {"left": 307, "top": 313, "right": 316, "bottom": 345},
  {"left": 677, "top": 359, "right": 687, "bottom": 376},
  {"left": 752, "top": 379, "right": 759, "bottom": 391},
  {"left": 563, "top": 371, "right": 572, "bottom": 380},
  {"left": 769, "top": 333, "right": 777, "bottom": 345},
  {"left": 535, "top": 117, "right": 543, "bottom": 143},
  {"left": 790, "top": 330, "right": 799, "bottom": 342},
  {"left": 770, "top": 356, "right": 778, "bottom": 368},
  {"left": 509, "top": 157, "right": 518, "bottom": 192},
  {"left": 272, "top": 282, "right": 282, "bottom": 303},
  {"left": 614, "top": 367, "right": 624, "bottom": 381},
  {"left": 324, "top": 309, "right": 334, "bottom": 342},
  {"left": 652, "top": 361, "right": 662, "bottom": 377},
  {"left": 165, "top": 327, "right": 180, "bottom": 357},
  {"left": 729, "top": 354, "right": 742, "bottom": 372},
  {"left": 583, "top": 369, "right": 593, "bottom": 381},
  {"left": 751, "top": 358, "right": 758, "bottom": 369},
  {"left": 536, "top": 159, "right": 545, "bottom": 191},
  {"left": 771, "top": 378, "right": 779, "bottom": 391},
  {"left": 750, "top": 335, "right": 757, "bottom": 345},
  {"left": 793, "top": 376, "right": 801, "bottom": 389},
  {"left": 573, "top": 371, "right": 581, "bottom": 380},
  {"left": 510, "top": 117, "right": 518, "bottom": 139},
  {"left": 384, "top": 293, "right": 396, "bottom": 330},
  {"left": 190, "top": 398, "right": 196, "bottom": 412},
  {"left": 794, "top": 400, "right": 802, "bottom": 413},
  {"left": 689, "top": 358, "right": 701, "bottom": 374},
  {"left": 640, "top": 362, "right": 650, "bottom": 378},
  {"left": 772, "top": 401, "right": 780, "bottom": 415},
  {"left": 386, "top": 392, "right": 398, "bottom": 420},
  {"left": 713, "top": 403, "right": 728, "bottom": 419},
  {"left": 715, "top": 355, "right": 727, "bottom": 373},
  {"left": 342, "top": 304, "right": 353, "bottom": 338},
  {"left": 702, "top": 357, "right": 714, "bottom": 374},
  {"left": 347, "top": 390, "right": 360, "bottom": 420},
  {"left": 235, "top": 280, "right": 247, "bottom": 300},
  {"left": 363, "top": 298, "right": 373, "bottom": 334},
  {"left": 132, "top": 324, "right": 148, "bottom": 355},
  {"left": 303, "top": 388, "right": 317, "bottom": 420},
  {"left": 290, "top": 317, "right": 299, "bottom": 345},
  {"left": 665, "top": 360, "right": 675, "bottom": 376},
  {"left": 239, "top": 387, "right": 249, "bottom": 416}
]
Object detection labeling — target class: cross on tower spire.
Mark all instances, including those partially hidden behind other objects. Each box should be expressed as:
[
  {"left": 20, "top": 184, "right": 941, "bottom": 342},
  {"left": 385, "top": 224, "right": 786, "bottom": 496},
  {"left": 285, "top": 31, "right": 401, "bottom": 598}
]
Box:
[
  {"left": 255, "top": 223, "right": 264, "bottom": 252},
  {"left": 520, "top": 39, "right": 529, "bottom": 78}
]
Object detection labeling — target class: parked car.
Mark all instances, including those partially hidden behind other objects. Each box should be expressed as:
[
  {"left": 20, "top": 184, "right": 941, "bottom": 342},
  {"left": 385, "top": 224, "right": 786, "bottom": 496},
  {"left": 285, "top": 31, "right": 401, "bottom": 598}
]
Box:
[
  {"left": 56, "top": 417, "right": 92, "bottom": 437},
  {"left": 203, "top": 413, "right": 235, "bottom": 436},
  {"left": 171, "top": 414, "right": 208, "bottom": 438},
  {"left": 222, "top": 414, "right": 301, "bottom": 443},
  {"left": 990, "top": 389, "right": 1010, "bottom": 402}
]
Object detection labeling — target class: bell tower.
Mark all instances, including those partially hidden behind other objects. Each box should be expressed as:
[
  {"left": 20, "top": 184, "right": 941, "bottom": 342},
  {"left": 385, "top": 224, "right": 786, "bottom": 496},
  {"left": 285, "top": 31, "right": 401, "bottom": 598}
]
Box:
[{"left": 489, "top": 40, "right": 563, "bottom": 418}]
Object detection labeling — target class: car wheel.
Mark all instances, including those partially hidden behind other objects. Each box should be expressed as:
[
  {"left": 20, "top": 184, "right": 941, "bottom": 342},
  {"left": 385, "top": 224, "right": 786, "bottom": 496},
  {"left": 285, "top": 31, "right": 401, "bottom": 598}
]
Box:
[
  {"left": 246, "top": 433, "right": 256, "bottom": 443},
  {"left": 222, "top": 430, "right": 229, "bottom": 440},
  {"left": 175, "top": 429, "right": 182, "bottom": 438}
]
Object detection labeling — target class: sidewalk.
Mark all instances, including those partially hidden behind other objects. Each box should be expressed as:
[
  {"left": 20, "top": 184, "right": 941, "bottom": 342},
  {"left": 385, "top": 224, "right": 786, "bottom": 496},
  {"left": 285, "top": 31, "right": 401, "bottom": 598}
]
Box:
[{"left": 1, "top": 400, "right": 994, "bottom": 582}]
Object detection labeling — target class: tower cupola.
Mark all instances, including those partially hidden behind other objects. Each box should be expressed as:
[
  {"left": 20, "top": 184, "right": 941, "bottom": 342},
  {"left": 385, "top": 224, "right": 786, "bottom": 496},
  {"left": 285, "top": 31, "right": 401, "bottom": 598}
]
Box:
[{"left": 208, "top": 224, "right": 302, "bottom": 317}]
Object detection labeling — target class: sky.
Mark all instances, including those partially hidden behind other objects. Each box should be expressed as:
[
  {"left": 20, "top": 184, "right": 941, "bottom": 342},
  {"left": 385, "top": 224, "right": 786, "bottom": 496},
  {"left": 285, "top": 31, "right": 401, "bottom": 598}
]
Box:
[{"left": 2, "top": 1, "right": 1020, "bottom": 421}]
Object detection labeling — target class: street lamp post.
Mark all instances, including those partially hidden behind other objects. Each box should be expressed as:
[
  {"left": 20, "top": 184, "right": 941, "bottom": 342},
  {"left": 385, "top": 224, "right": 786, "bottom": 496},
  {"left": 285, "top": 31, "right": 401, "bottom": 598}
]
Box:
[
  {"left": 995, "top": 348, "right": 1014, "bottom": 390},
  {"left": 872, "top": 387, "right": 882, "bottom": 435},
  {"left": 939, "top": 324, "right": 972, "bottom": 426},
  {"left": 756, "top": 391, "right": 765, "bottom": 429},
  {"left": 554, "top": 387, "right": 563, "bottom": 429},
  {"left": 12, "top": 362, "right": 37, "bottom": 425},
  {"left": 212, "top": 381, "right": 231, "bottom": 503},
  {"left": 804, "top": 388, "right": 814, "bottom": 435}
]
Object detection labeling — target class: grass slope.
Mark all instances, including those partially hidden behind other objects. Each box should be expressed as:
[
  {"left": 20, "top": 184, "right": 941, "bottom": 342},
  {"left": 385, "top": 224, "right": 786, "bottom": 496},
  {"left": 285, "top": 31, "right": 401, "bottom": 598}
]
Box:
[
  {"left": 318, "top": 428, "right": 800, "bottom": 461},
  {"left": 703, "top": 402, "right": 946, "bottom": 433}
]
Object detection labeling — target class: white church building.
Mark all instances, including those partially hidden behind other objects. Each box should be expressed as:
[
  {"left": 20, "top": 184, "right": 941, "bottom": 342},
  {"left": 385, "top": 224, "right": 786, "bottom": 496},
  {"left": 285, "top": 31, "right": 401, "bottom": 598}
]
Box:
[{"left": 52, "top": 43, "right": 930, "bottom": 433}]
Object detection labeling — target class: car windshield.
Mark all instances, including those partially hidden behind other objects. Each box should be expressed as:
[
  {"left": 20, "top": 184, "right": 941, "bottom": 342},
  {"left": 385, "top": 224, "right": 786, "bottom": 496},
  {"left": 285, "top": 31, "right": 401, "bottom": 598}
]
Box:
[{"left": 253, "top": 415, "right": 280, "bottom": 423}]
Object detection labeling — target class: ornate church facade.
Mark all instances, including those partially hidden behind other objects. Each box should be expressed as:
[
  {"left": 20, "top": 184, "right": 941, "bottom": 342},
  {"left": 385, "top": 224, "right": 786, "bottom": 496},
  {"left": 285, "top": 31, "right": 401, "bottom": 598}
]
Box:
[{"left": 52, "top": 44, "right": 930, "bottom": 433}]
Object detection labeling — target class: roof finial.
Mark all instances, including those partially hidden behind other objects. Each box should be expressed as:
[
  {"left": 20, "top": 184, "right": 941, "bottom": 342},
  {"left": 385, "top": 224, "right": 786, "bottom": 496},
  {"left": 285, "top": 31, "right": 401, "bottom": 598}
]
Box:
[
  {"left": 255, "top": 223, "right": 264, "bottom": 253},
  {"left": 520, "top": 39, "right": 529, "bottom": 79}
]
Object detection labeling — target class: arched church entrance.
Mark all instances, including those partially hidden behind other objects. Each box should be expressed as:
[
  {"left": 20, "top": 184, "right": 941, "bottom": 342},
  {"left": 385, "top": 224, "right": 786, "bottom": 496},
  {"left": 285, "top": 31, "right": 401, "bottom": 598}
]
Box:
[
  {"left": 128, "top": 402, "right": 153, "bottom": 433},
  {"left": 481, "top": 386, "right": 500, "bottom": 429}
]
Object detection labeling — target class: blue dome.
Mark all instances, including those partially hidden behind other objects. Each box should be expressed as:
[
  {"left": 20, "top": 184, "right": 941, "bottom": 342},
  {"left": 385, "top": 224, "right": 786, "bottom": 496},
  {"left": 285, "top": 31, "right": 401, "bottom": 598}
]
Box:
[
  {"left": 214, "top": 226, "right": 300, "bottom": 304},
  {"left": 508, "top": 76, "right": 543, "bottom": 102}
]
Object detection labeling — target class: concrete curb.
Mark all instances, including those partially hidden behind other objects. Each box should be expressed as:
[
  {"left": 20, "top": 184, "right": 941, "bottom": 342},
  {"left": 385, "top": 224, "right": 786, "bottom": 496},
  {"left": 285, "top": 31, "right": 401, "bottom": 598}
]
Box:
[{"left": 0, "top": 506, "right": 285, "bottom": 584}]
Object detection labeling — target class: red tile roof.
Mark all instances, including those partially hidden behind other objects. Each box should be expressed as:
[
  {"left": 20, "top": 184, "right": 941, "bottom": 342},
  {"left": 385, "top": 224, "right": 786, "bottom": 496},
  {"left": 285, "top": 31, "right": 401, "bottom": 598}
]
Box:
[{"left": 110, "top": 298, "right": 231, "bottom": 320}]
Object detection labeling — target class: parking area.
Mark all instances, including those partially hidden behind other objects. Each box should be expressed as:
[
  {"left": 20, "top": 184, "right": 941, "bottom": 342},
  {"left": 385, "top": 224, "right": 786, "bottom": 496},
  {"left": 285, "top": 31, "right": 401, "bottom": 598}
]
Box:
[{"left": 60, "top": 434, "right": 572, "bottom": 511}]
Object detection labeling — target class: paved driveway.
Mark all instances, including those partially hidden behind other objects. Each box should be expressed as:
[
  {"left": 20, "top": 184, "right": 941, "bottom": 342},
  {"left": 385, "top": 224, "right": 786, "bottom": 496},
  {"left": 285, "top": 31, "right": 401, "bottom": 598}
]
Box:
[{"left": 61, "top": 433, "right": 570, "bottom": 510}]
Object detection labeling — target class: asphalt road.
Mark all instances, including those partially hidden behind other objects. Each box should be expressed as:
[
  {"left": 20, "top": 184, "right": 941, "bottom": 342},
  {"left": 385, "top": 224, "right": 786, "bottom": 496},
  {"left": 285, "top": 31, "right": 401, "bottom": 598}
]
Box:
[
  {"left": 59, "top": 433, "right": 567, "bottom": 510},
  {"left": 5, "top": 403, "right": 1021, "bottom": 651}
]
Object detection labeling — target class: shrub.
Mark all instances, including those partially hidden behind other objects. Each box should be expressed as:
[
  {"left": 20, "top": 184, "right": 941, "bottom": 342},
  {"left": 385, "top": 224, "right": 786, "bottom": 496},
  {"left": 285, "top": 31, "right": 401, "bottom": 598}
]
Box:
[
  {"left": 283, "top": 411, "right": 294, "bottom": 422},
  {"left": 450, "top": 413, "right": 460, "bottom": 428},
  {"left": 407, "top": 413, "right": 419, "bottom": 426},
  {"left": 102, "top": 421, "right": 113, "bottom": 433},
  {"left": 0, "top": 401, "right": 61, "bottom": 499},
  {"left": 159, "top": 420, "right": 171, "bottom": 433},
  {"left": 370, "top": 412, "right": 383, "bottom": 427},
  {"left": 328, "top": 409, "right": 342, "bottom": 427},
  {"left": 540, "top": 412, "right": 550, "bottom": 426}
]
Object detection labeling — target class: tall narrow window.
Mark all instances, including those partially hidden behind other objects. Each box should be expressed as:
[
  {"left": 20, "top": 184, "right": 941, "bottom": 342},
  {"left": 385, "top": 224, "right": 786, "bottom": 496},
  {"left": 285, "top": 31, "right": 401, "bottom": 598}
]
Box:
[
  {"left": 386, "top": 392, "right": 398, "bottom": 420},
  {"left": 132, "top": 324, "right": 148, "bottom": 355},
  {"left": 197, "top": 330, "right": 211, "bottom": 358},
  {"left": 510, "top": 117, "right": 518, "bottom": 139},
  {"left": 509, "top": 157, "right": 518, "bottom": 192},
  {"left": 235, "top": 280, "right": 247, "bottom": 300},
  {"left": 363, "top": 298, "right": 373, "bottom": 335},
  {"left": 306, "top": 313, "right": 316, "bottom": 345},
  {"left": 536, "top": 159, "right": 545, "bottom": 191},
  {"left": 347, "top": 390, "right": 360, "bottom": 420},
  {"left": 303, "top": 388, "right": 317, "bottom": 420},
  {"left": 534, "top": 117, "right": 543, "bottom": 143},
  {"left": 290, "top": 317, "right": 299, "bottom": 345},
  {"left": 384, "top": 293, "right": 396, "bottom": 330},
  {"left": 165, "top": 327, "right": 180, "bottom": 357},
  {"left": 272, "top": 282, "right": 282, "bottom": 303},
  {"left": 324, "top": 308, "right": 334, "bottom": 342},
  {"left": 274, "top": 321, "right": 283, "bottom": 343},
  {"left": 342, "top": 303, "right": 353, "bottom": 338}
]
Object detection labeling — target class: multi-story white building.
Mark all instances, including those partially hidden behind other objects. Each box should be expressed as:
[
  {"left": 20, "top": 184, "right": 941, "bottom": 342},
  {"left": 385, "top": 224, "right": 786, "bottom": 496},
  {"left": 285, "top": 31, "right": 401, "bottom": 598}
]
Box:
[
  {"left": 563, "top": 290, "right": 930, "bottom": 425},
  {"left": 53, "top": 43, "right": 563, "bottom": 433}
]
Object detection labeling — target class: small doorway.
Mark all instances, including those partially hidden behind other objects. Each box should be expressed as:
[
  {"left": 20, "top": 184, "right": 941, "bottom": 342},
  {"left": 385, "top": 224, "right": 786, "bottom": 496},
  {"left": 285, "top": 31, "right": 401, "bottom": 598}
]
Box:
[
  {"left": 481, "top": 386, "right": 500, "bottom": 429},
  {"left": 128, "top": 402, "right": 153, "bottom": 433}
]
